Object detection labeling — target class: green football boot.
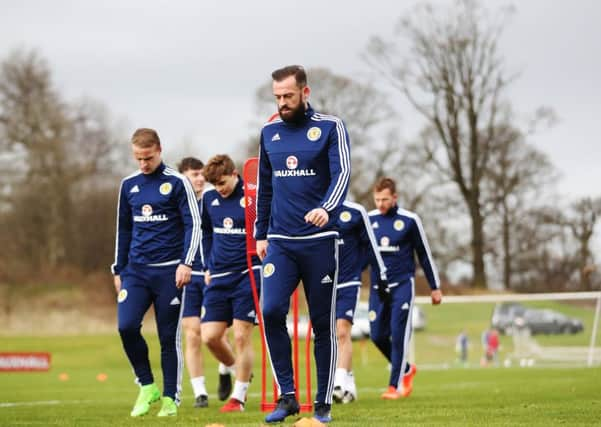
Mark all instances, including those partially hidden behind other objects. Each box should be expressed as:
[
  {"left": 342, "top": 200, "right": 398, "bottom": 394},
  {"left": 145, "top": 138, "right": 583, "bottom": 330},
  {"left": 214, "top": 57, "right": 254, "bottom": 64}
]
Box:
[
  {"left": 157, "top": 396, "right": 178, "bottom": 417},
  {"left": 130, "top": 383, "right": 161, "bottom": 417}
]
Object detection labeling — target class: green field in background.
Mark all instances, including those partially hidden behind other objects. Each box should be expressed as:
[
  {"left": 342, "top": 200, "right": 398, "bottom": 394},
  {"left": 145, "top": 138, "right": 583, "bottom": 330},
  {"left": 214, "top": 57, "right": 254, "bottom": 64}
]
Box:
[
  {"left": 415, "top": 300, "right": 601, "bottom": 365},
  {"left": 1, "top": 332, "right": 599, "bottom": 426}
]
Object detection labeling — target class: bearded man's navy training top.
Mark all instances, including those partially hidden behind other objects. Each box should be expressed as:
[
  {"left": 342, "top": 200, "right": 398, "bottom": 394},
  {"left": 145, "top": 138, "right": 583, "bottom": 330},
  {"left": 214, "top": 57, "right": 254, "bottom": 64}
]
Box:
[{"left": 255, "top": 104, "right": 351, "bottom": 241}]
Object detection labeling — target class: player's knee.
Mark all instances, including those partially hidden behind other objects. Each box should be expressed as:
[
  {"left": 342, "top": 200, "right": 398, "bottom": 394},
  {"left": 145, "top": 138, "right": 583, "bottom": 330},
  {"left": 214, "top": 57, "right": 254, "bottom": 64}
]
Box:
[
  {"left": 337, "top": 327, "right": 351, "bottom": 342},
  {"left": 233, "top": 330, "right": 250, "bottom": 350},
  {"left": 310, "top": 312, "right": 331, "bottom": 337},
  {"left": 158, "top": 331, "right": 177, "bottom": 347},
  {"left": 185, "top": 331, "right": 202, "bottom": 348},
  {"left": 118, "top": 323, "right": 141, "bottom": 339},
  {"left": 202, "top": 331, "right": 221, "bottom": 347},
  {"left": 370, "top": 330, "right": 388, "bottom": 346},
  {"left": 183, "top": 322, "right": 201, "bottom": 340},
  {"left": 201, "top": 333, "right": 213, "bottom": 346},
  {"left": 262, "top": 303, "right": 287, "bottom": 326}
]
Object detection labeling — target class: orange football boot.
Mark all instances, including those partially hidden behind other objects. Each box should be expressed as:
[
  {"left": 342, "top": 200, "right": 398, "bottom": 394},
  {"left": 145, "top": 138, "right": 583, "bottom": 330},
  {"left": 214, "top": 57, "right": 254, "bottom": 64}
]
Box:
[
  {"left": 381, "top": 385, "right": 401, "bottom": 400},
  {"left": 400, "top": 364, "right": 417, "bottom": 397}
]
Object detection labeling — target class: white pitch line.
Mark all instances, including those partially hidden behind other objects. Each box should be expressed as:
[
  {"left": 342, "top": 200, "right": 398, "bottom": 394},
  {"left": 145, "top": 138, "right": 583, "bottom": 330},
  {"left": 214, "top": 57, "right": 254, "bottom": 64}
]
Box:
[{"left": 0, "top": 400, "right": 92, "bottom": 408}]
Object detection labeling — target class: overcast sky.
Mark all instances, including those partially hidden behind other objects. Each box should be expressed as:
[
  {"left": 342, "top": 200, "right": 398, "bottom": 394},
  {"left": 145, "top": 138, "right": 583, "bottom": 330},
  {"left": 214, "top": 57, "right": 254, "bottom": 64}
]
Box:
[{"left": 1, "top": 0, "right": 600, "bottom": 202}]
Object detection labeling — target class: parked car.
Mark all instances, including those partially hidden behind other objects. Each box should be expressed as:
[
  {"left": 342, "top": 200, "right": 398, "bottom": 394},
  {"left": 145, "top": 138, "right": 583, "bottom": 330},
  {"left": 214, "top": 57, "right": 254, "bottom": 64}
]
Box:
[
  {"left": 287, "top": 301, "right": 426, "bottom": 340},
  {"left": 516, "top": 309, "right": 583, "bottom": 335},
  {"left": 491, "top": 302, "right": 583, "bottom": 335},
  {"left": 491, "top": 302, "right": 528, "bottom": 335}
]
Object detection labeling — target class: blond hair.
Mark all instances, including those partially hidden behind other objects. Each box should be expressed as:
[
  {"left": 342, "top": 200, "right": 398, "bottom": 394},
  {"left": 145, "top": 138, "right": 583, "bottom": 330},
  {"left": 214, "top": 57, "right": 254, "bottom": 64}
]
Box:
[{"left": 131, "top": 128, "right": 161, "bottom": 148}]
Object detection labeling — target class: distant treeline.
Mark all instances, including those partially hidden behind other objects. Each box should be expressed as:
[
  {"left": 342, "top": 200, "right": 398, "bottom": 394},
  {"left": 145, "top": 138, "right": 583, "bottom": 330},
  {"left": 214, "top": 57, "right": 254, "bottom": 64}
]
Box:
[{"left": 1, "top": 0, "right": 600, "bottom": 297}]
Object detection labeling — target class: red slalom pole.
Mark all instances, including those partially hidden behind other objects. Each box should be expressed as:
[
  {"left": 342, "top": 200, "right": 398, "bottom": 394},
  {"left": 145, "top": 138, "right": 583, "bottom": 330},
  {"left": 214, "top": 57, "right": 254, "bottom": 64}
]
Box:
[
  {"left": 292, "top": 289, "right": 300, "bottom": 402},
  {"left": 243, "top": 156, "right": 312, "bottom": 412}
]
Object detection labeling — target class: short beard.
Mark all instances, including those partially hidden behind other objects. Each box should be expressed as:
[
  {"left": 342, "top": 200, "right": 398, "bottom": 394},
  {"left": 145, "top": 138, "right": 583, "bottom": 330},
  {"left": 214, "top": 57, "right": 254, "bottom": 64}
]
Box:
[{"left": 279, "top": 102, "right": 306, "bottom": 124}]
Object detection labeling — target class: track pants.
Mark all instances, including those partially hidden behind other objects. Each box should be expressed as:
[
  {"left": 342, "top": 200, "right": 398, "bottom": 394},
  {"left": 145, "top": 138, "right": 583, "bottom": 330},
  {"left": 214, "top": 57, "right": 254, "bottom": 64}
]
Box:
[
  {"left": 117, "top": 263, "right": 183, "bottom": 402},
  {"left": 369, "top": 278, "right": 415, "bottom": 388},
  {"left": 261, "top": 238, "right": 338, "bottom": 404}
]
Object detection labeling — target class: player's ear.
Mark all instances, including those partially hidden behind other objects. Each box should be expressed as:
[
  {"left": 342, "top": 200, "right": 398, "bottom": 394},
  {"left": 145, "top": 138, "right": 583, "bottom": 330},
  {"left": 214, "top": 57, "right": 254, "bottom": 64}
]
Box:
[{"left": 303, "top": 85, "right": 311, "bottom": 100}]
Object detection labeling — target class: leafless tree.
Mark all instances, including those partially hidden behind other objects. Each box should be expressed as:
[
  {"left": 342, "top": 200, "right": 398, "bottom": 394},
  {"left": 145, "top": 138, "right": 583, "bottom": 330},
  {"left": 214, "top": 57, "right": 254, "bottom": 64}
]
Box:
[
  {"left": 483, "top": 120, "right": 558, "bottom": 289},
  {"left": 0, "top": 50, "right": 71, "bottom": 266},
  {"left": 0, "top": 49, "right": 125, "bottom": 273},
  {"left": 363, "top": 0, "right": 552, "bottom": 288},
  {"left": 563, "top": 197, "right": 601, "bottom": 291},
  {"left": 508, "top": 206, "right": 577, "bottom": 292},
  {"left": 386, "top": 131, "right": 468, "bottom": 278}
]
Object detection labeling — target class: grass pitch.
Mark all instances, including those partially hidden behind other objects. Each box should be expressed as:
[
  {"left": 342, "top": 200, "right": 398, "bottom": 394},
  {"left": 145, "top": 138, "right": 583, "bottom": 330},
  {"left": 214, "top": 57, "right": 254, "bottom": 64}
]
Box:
[{"left": 1, "top": 334, "right": 599, "bottom": 426}]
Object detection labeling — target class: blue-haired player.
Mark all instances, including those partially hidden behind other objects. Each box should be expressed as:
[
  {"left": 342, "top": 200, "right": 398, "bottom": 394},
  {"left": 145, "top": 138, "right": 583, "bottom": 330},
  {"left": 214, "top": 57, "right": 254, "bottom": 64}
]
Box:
[
  {"left": 200, "top": 154, "right": 261, "bottom": 413},
  {"left": 368, "top": 177, "right": 442, "bottom": 400},
  {"left": 255, "top": 65, "right": 351, "bottom": 424},
  {"left": 111, "top": 128, "right": 201, "bottom": 417},
  {"left": 332, "top": 200, "right": 387, "bottom": 404}
]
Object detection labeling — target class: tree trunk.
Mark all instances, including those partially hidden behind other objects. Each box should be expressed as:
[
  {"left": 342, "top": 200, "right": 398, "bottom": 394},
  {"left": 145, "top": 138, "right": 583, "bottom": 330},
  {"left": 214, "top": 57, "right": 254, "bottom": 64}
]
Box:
[
  {"left": 580, "top": 241, "right": 591, "bottom": 291},
  {"left": 469, "top": 202, "right": 487, "bottom": 288},
  {"left": 502, "top": 201, "right": 511, "bottom": 290}
]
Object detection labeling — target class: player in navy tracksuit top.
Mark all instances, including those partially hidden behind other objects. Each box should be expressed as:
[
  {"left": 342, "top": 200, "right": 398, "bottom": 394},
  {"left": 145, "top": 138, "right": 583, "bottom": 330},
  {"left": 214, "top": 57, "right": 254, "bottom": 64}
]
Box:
[
  {"left": 368, "top": 177, "right": 442, "bottom": 400},
  {"left": 332, "top": 200, "right": 387, "bottom": 404},
  {"left": 255, "top": 66, "right": 350, "bottom": 424},
  {"left": 111, "top": 129, "right": 201, "bottom": 417},
  {"left": 200, "top": 154, "right": 262, "bottom": 413}
]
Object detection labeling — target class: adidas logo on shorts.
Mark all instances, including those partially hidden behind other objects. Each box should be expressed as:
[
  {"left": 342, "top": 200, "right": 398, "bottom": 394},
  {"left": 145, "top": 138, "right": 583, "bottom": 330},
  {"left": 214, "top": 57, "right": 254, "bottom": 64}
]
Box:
[{"left": 320, "top": 274, "right": 333, "bottom": 284}]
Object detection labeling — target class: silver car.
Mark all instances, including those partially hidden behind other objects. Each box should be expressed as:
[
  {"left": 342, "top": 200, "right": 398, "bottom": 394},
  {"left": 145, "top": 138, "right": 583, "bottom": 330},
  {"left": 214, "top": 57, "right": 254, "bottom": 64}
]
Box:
[
  {"left": 491, "top": 302, "right": 583, "bottom": 335},
  {"left": 516, "top": 309, "right": 584, "bottom": 335}
]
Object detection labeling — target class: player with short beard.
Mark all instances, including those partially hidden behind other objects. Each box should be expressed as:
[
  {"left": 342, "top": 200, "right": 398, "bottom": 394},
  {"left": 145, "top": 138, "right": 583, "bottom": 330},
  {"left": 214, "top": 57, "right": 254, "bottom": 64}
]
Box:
[{"left": 255, "top": 65, "right": 351, "bottom": 424}]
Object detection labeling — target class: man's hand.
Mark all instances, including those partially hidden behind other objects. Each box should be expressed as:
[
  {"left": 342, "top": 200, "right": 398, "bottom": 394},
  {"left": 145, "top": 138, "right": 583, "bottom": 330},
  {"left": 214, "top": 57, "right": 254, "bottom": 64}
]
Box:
[
  {"left": 304, "top": 208, "right": 329, "bottom": 228},
  {"left": 257, "top": 240, "right": 268, "bottom": 260},
  {"left": 204, "top": 270, "right": 211, "bottom": 285},
  {"left": 377, "top": 279, "right": 391, "bottom": 305},
  {"left": 175, "top": 264, "right": 192, "bottom": 288},
  {"left": 113, "top": 275, "right": 121, "bottom": 294},
  {"left": 431, "top": 289, "right": 442, "bottom": 305}
]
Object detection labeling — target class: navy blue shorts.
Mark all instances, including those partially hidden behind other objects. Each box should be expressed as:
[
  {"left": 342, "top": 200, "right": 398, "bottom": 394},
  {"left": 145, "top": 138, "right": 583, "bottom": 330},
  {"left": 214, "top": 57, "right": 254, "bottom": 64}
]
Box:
[
  {"left": 182, "top": 272, "right": 206, "bottom": 318},
  {"left": 201, "top": 267, "right": 261, "bottom": 325},
  {"left": 335, "top": 286, "right": 360, "bottom": 323}
]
